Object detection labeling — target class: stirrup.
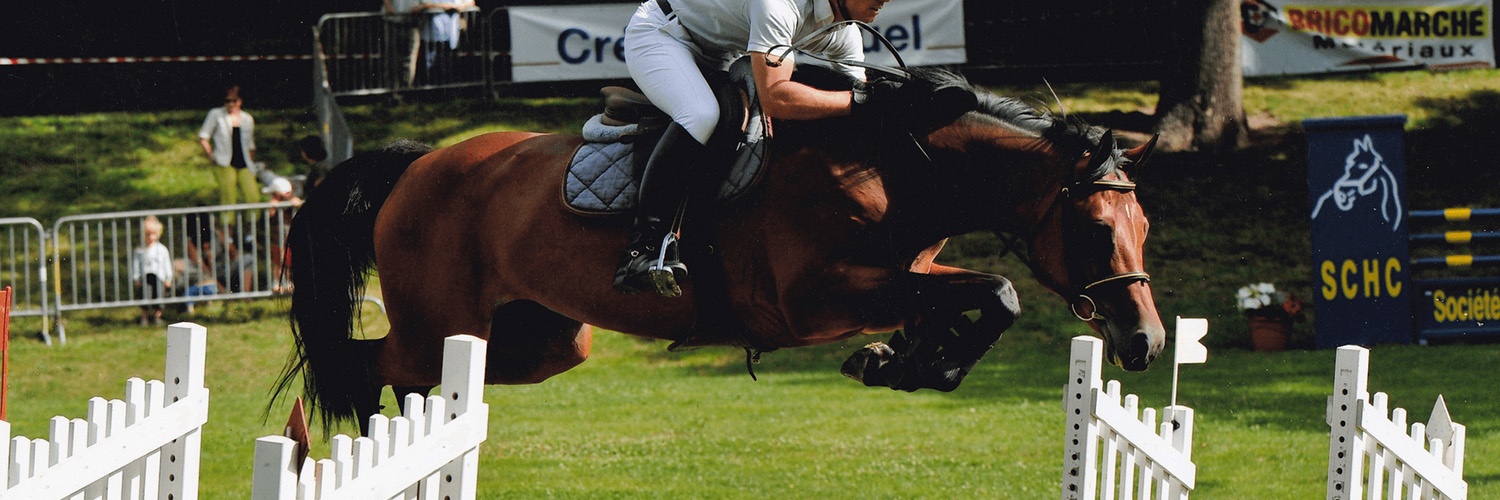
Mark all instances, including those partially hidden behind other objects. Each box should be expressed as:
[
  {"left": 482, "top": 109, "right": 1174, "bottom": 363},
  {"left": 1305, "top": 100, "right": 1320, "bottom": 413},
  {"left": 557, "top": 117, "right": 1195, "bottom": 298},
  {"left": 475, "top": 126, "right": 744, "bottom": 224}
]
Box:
[{"left": 645, "top": 232, "right": 689, "bottom": 297}]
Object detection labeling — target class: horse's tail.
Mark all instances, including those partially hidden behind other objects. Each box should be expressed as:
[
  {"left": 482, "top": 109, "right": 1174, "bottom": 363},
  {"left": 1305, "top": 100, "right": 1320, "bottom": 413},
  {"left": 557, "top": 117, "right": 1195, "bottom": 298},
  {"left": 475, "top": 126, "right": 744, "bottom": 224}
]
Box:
[{"left": 272, "top": 139, "right": 433, "bottom": 430}]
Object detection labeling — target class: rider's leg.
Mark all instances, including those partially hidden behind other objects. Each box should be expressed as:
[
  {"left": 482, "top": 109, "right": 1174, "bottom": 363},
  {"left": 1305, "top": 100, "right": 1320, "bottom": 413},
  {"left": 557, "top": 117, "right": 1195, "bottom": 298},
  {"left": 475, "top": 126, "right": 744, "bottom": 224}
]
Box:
[
  {"left": 612, "top": 123, "right": 704, "bottom": 296},
  {"left": 617, "top": 1, "right": 718, "bottom": 296}
]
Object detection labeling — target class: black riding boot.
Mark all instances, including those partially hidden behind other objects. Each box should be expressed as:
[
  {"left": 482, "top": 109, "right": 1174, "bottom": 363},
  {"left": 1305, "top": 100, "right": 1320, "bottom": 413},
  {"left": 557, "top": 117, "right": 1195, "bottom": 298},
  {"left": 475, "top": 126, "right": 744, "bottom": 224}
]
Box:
[{"left": 612, "top": 123, "right": 704, "bottom": 297}]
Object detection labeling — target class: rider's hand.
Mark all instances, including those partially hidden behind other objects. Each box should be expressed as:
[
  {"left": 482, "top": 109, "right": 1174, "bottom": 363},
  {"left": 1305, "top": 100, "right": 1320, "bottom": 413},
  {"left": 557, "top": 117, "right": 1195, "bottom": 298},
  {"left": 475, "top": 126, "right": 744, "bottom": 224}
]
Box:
[{"left": 851, "top": 78, "right": 906, "bottom": 117}]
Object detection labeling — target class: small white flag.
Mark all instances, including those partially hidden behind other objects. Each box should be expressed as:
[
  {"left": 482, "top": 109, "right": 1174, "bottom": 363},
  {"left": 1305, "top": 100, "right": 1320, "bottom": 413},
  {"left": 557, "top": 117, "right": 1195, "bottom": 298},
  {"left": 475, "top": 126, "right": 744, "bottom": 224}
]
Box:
[{"left": 1175, "top": 316, "right": 1209, "bottom": 365}]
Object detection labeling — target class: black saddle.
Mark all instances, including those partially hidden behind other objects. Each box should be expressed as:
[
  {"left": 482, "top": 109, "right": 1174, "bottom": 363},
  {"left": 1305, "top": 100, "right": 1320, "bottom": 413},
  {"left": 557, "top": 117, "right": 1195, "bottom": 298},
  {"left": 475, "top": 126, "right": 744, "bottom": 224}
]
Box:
[{"left": 564, "top": 58, "right": 770, "bottom": 215}]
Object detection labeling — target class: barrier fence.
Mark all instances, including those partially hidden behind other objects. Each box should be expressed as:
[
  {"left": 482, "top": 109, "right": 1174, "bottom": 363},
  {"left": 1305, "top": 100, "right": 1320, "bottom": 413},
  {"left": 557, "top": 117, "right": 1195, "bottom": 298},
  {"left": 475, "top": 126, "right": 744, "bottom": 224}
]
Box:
[
  {"left": 0, "top": 204, "right": 297, "bottom": 345},
  {"left": 1327, "top": 345, "right": 1467, "bottom": 499},
  {"left": 0, "top": 323, "right": 208, "bottom": 499},
  {"left": 0, "top": 218, "right": 48, "bottom": 338},
  {"left": 1408, "top": 207, "right": 1500, "bottom": 341},
  {"left": 1063, "top": 335, "right": 1195, "bottom": 500},
  {"left": 314, "top": 9, "right": 488, "bottom": 97},
  {"left": 253, "top": 334, "right": 489, "bottom": 500}
]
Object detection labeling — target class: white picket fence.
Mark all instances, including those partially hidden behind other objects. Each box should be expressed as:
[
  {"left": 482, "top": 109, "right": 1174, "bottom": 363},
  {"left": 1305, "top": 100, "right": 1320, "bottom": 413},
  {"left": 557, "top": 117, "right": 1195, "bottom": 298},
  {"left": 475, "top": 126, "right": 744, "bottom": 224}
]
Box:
[
  {"left": 0, "top": 322, "right": 208, "bottom": 500},
  {"left": 252, "top": 334, "right": 489, "bottom": 500},
  {"left": 1062, "top": 335, "right": 1195, "bottom": 500},
  {"left": 1327, "top": 345, "right": 1467, "bottom": 500}
]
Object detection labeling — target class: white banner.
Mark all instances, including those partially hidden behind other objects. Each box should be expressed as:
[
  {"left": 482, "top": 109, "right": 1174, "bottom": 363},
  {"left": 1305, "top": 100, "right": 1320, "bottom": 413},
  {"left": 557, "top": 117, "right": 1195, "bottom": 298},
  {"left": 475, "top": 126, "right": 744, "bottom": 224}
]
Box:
[
  {"left": 1241, "top": 0, "right": 1495, "bottom": 76},
  {"left": 507, "top": 0, "right": 965, "bottom": 82}
]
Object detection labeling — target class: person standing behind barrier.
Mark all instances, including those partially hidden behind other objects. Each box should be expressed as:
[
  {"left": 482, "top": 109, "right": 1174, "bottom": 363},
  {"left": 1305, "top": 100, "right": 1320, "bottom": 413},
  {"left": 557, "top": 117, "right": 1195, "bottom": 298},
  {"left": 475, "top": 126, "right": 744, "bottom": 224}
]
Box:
[
  {"left": 383, "top": 0, "right": 422, "bottom": 89},
  {"left": 417, "top": 0, "right": 475, "bottom": 84},
  {"left": 131, "top": 216, "right": 173, "bottom": 326},
  {"left": 299, "top": 135, "right": 331, "bottom": 191},
  {"left": 197, "top": 86, "right": 260, "bottom": 214}
]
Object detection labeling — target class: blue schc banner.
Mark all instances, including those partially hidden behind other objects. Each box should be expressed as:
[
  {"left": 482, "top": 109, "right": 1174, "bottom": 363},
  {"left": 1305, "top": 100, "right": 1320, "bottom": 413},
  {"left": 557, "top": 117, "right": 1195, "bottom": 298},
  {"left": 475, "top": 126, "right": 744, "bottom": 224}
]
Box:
[{"left": 1304, "top": 115, "right": 1412, "bottom": 347}]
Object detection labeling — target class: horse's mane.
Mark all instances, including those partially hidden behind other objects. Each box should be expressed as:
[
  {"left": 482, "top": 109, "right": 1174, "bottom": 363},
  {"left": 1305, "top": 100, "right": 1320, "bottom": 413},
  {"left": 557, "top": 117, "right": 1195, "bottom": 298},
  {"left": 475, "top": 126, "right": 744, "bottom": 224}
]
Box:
[{"left": 785, "top": 63, "right": 1121, "bottom": 181}]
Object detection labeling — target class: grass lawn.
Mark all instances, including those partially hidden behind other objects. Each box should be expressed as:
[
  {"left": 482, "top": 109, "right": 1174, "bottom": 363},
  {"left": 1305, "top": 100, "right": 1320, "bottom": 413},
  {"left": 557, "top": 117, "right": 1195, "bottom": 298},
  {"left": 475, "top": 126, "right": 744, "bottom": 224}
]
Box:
[{"left": 2, "top": 69, "right": 1499, "bottom": 498}]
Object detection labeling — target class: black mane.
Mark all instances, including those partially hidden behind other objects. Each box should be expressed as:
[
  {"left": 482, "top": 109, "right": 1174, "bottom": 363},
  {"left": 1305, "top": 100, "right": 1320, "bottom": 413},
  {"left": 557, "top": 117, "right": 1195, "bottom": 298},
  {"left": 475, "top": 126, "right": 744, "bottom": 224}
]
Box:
[{"left": 784, "top": 62, "right": 1122, "bottom": 181}]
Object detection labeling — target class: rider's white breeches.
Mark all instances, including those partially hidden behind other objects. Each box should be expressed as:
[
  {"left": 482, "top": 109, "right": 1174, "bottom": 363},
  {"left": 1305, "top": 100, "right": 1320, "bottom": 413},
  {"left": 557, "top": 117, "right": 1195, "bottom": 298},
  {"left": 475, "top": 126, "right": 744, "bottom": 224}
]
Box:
[{"left": 624, "top": 0, "right": 718, "bottom": 145}]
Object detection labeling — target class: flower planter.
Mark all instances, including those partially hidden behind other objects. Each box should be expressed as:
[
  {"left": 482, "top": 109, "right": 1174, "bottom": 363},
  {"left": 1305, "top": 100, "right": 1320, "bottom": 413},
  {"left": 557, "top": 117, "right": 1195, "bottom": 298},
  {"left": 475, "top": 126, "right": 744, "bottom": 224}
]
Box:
[{"left": 1248, "top": 315, "right": 1290, "bottom": 352}]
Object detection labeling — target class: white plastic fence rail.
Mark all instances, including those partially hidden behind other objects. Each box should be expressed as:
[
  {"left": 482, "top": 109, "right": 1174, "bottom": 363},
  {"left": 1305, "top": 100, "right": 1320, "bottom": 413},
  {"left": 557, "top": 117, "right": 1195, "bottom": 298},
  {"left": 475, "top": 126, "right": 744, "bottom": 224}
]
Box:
[
  {"left": 253, "top": 334, "right": 489, "bottom": 500},
  {"left": 1327, "top": 345, "right": 1467, "bottom": 500},
  {"left": 0, "top": 322, "right": 208, "bottom": 500},
  {"left": 1063, "top": 335, "right": 1195, "bottom": 500}
]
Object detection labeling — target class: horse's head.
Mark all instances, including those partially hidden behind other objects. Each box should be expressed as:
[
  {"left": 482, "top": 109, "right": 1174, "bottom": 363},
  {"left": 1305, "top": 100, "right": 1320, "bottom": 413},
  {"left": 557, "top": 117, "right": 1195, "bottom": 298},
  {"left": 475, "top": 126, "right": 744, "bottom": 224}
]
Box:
[{"left": 1025, "top": 132, "right": 1165, "bottom": 370}]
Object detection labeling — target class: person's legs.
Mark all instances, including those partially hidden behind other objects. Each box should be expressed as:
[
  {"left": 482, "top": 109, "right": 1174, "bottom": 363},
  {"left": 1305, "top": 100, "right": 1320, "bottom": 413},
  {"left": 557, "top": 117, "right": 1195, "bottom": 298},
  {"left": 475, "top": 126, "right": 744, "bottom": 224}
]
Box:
[
  {"left": 237, "top": 167, "right": 260, "bottom": 225},
  {"left": 614, "top": 5, "right": 717, "bottom": 296}
]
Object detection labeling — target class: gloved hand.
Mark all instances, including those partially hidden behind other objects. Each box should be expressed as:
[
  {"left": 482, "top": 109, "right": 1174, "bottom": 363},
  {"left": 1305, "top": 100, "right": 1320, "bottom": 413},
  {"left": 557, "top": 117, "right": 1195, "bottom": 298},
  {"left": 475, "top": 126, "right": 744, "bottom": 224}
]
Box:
[{"left": 851, "top": 78, "right": 907, "bottom": 117}]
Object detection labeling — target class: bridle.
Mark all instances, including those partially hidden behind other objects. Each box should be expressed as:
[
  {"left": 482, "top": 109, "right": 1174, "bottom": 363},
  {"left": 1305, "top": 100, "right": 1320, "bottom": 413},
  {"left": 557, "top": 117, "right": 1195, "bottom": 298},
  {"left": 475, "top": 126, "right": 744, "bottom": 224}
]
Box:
[
  {"left": 1003, "top": 171, "right": 1151, "bottom": 323},
  {"left": 1058, "top": 177, "right": 1151, "bottom": 321}
]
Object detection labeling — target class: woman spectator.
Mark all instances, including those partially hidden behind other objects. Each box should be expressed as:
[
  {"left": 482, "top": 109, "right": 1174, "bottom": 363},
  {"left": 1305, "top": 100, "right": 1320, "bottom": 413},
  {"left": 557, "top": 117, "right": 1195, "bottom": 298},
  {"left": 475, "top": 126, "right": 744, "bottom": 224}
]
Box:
[{"left": 197, "top": 86, "right": 260, "bottom": 211}]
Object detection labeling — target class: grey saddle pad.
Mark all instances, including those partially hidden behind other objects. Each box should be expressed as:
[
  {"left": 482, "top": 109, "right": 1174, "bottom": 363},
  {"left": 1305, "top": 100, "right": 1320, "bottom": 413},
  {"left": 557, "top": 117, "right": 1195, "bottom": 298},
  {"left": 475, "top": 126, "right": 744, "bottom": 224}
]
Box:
[{"left": 563, "top": 117, "right": 768, "bottom": 215}]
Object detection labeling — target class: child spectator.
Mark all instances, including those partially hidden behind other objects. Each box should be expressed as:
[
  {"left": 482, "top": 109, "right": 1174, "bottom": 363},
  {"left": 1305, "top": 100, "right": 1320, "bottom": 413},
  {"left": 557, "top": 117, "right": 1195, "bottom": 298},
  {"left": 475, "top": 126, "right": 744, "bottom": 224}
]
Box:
[{"left": 130, "top": 216, "right": 173, "bottom": 326}]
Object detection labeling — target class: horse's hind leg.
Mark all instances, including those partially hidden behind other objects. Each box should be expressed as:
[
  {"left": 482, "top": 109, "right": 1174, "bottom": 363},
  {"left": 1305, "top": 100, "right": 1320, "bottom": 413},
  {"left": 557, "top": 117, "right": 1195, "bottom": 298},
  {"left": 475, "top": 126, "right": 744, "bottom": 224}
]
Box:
[{"left": 486, "top": 300, "right": 592, "bottom": 384}]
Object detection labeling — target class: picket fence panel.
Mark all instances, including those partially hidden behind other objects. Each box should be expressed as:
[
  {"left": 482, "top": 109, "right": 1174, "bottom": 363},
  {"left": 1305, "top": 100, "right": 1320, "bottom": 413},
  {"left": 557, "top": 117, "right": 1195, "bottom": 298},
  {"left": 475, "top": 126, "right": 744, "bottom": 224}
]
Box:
[
  {"left": 1063, "top": 335, "right": 1195, "bottom": 500},
  {"left": 0, "top": 323, "right": 207, "bottom": 500},
  {"left": 253, "top": 334, "right": 489, "bottom": 500},
  {"left": 1327, "top": 345, "right": 1467, "bottom": 500}
]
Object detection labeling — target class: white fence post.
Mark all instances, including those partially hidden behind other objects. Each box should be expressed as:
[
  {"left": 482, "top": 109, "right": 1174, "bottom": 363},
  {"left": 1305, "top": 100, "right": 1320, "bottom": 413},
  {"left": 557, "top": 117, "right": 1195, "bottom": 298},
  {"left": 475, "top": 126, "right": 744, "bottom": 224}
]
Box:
[
  {"left": 0, "top": 322, "right": 209, "bottom": 500},
  {"left": 1062, "top": 336, "right": 1103, "bottom": 500},
  {"left": 1062, "top": 335, "right": 1196, "bottom": 500},
  {"left": 1326, "top": 345, "right": 1467, "bottom": 500},
  {"left": 252, "top": 334, "right": 489, "bottom": 500}
]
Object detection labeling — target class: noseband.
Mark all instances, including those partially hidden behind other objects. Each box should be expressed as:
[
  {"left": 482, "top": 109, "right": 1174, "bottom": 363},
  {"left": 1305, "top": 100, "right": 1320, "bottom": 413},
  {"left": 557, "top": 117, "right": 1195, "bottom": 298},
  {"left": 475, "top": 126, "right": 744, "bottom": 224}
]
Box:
[{"left": 1060, "top": 177, "right": 1151, "bottom": 321}]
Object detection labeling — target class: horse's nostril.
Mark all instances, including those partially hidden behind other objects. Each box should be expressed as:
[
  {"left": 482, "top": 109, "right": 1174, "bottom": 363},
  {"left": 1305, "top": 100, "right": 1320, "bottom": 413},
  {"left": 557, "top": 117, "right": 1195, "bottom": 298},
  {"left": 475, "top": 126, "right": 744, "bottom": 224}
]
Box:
[{"left": 1130, "top": 333, "right": 1151, "bottom": 357}]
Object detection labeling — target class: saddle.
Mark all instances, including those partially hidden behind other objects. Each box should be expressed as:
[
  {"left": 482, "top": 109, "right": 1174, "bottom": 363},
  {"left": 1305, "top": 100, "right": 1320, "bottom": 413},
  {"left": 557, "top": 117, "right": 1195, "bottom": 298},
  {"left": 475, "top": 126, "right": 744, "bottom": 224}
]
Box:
[{"left": 563, "top": 58, "right": 770, "bottom": 215}]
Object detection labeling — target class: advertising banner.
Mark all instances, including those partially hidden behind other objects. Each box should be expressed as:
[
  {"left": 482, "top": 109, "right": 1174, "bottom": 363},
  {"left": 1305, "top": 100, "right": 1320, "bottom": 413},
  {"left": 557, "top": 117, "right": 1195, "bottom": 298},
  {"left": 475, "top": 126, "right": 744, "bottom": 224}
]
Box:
[
  {"left": 1304, "top": 115, "right": 1412, "bottom": 348},
  {"left": 1241, "top": 0, "right": 1495, "bottom": 76},
  {"left": 1416, "top": 277, "right": 1500, "bottom": 339},
  {"left": 508, "top": 0, "right": 965, "bottom": 82}
]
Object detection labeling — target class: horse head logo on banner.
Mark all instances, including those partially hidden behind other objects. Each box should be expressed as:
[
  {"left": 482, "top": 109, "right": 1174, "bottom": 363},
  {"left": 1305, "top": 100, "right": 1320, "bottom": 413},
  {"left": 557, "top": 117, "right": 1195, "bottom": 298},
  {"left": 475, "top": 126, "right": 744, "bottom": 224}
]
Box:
[{"left": 1311, "top": 134, "right": 1403, "bottom": 231}]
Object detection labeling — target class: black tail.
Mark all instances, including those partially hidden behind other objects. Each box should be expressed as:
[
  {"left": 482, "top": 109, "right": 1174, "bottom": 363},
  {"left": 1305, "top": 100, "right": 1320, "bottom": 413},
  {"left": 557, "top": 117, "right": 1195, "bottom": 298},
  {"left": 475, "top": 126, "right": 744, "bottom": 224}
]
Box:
[{"left": 272, "top": 140, "right": 433, "bottom": 431}]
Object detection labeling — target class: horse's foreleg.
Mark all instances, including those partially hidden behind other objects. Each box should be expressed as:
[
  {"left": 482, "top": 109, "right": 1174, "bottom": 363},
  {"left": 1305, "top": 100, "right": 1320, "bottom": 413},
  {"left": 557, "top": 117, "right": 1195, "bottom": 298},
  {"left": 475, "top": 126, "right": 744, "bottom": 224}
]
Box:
[{"left": 842, "top": 267, "right": 1019, "bottom": 392}]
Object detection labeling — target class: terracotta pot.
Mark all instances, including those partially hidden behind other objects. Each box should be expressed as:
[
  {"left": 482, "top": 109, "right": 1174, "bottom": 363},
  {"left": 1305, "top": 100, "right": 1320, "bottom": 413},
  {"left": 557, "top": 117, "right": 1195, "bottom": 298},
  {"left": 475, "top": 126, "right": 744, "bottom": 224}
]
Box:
[{"left": 1248, "top": 315, "right": 1290, "bottom": 351}]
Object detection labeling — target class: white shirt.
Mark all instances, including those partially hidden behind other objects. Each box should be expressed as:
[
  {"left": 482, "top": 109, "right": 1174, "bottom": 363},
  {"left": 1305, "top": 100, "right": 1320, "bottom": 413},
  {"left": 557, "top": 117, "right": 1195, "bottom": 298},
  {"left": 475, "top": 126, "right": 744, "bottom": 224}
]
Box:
[
  {"left": 132, "top": 242, "right": 174, "bottom": 283},
  {"left": 669, "top": 0, "right": 863, "bottom": 70},
  {"left": 197, "top": 107, "right": 256, "bottom": 167}
]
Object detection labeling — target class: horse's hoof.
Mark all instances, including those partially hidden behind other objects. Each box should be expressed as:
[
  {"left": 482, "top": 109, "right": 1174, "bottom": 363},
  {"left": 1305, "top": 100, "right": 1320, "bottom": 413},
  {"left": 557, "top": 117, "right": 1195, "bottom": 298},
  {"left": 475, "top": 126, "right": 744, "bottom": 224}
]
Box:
[{"left": 841, "top": 342, "right": 898, "bottom": 387}]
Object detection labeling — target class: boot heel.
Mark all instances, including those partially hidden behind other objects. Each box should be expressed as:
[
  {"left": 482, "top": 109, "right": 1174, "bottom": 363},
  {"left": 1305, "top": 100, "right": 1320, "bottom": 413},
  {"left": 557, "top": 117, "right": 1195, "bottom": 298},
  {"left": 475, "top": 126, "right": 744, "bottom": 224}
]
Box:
[{"left": 647, "top": 268, "right": 683, "bottom": 297}]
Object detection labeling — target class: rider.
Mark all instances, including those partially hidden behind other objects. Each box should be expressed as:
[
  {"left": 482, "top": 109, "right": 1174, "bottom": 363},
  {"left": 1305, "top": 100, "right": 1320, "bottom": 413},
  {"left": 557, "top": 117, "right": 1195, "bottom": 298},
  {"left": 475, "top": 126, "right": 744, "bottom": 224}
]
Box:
[{"left": 616, "top": 0, "right": 900, "bottom": 297}]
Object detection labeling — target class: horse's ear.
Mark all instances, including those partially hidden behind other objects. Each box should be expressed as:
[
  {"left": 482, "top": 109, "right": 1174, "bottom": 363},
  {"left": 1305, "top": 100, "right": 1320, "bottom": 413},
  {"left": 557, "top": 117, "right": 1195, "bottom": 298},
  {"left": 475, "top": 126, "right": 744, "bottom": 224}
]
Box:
[
  {"left": 1122, "top": 134, "right": 1160, "bottom": 171},
  {"left": 1088, "top": 130, "right": 1116, "bottom": 168}
]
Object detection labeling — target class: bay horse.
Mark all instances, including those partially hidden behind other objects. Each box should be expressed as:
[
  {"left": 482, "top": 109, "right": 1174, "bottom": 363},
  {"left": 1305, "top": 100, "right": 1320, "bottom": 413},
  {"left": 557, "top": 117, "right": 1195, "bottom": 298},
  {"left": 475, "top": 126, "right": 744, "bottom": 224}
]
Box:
[{"left": 276, "top": 67, "right": 1166, "bottom": 430}]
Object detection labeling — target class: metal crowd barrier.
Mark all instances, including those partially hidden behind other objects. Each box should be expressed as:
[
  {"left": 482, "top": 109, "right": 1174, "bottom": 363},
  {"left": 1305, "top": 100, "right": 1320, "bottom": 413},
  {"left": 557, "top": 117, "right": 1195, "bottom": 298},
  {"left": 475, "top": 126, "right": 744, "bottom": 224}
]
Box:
[
  {"left": 0, "top": 218, "right": 49, "bottom": 341},
  {"left": 48, "top": 203, "right": 298, "bottom": 343},
  {"left": 315, "top": 8, "right": 488, "bottom": 97}
]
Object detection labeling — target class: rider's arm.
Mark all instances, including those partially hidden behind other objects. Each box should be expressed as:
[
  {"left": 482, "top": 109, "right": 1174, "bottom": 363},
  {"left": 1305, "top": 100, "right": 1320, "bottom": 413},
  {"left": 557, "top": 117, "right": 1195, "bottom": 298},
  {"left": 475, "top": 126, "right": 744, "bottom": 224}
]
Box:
[{"left": 751, "top": 52, "right": 854, "bottom": 120}]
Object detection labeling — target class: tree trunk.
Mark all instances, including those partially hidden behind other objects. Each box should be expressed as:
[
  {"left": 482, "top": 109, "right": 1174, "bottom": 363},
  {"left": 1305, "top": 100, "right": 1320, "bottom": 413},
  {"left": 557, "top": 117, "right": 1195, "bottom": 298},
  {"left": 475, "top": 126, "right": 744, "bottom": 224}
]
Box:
[{"left": 1153, "top": 0, "right": 1249, "bottom": 152}]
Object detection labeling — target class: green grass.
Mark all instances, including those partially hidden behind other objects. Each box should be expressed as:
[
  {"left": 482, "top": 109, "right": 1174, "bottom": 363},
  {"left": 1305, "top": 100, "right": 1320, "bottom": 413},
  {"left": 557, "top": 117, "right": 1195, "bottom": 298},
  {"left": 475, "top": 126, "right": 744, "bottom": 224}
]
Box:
[{"left": 2, "top": 70, "right": 1500, "bottom": 498}]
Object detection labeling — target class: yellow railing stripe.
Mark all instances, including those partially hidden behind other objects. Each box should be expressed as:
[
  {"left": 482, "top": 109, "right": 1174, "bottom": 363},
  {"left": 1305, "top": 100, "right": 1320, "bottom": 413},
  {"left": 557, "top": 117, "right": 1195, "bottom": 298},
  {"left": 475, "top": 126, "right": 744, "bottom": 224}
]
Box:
[
  {"left": 1447, "top": 255, "right": 1475, "bottom": 267},
  {"left": 1445, "top": 231, "right": 1473, "bottom": 244},
  {"left": 1444, "top": 208, "right": 1472, "bottom": 221}
]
